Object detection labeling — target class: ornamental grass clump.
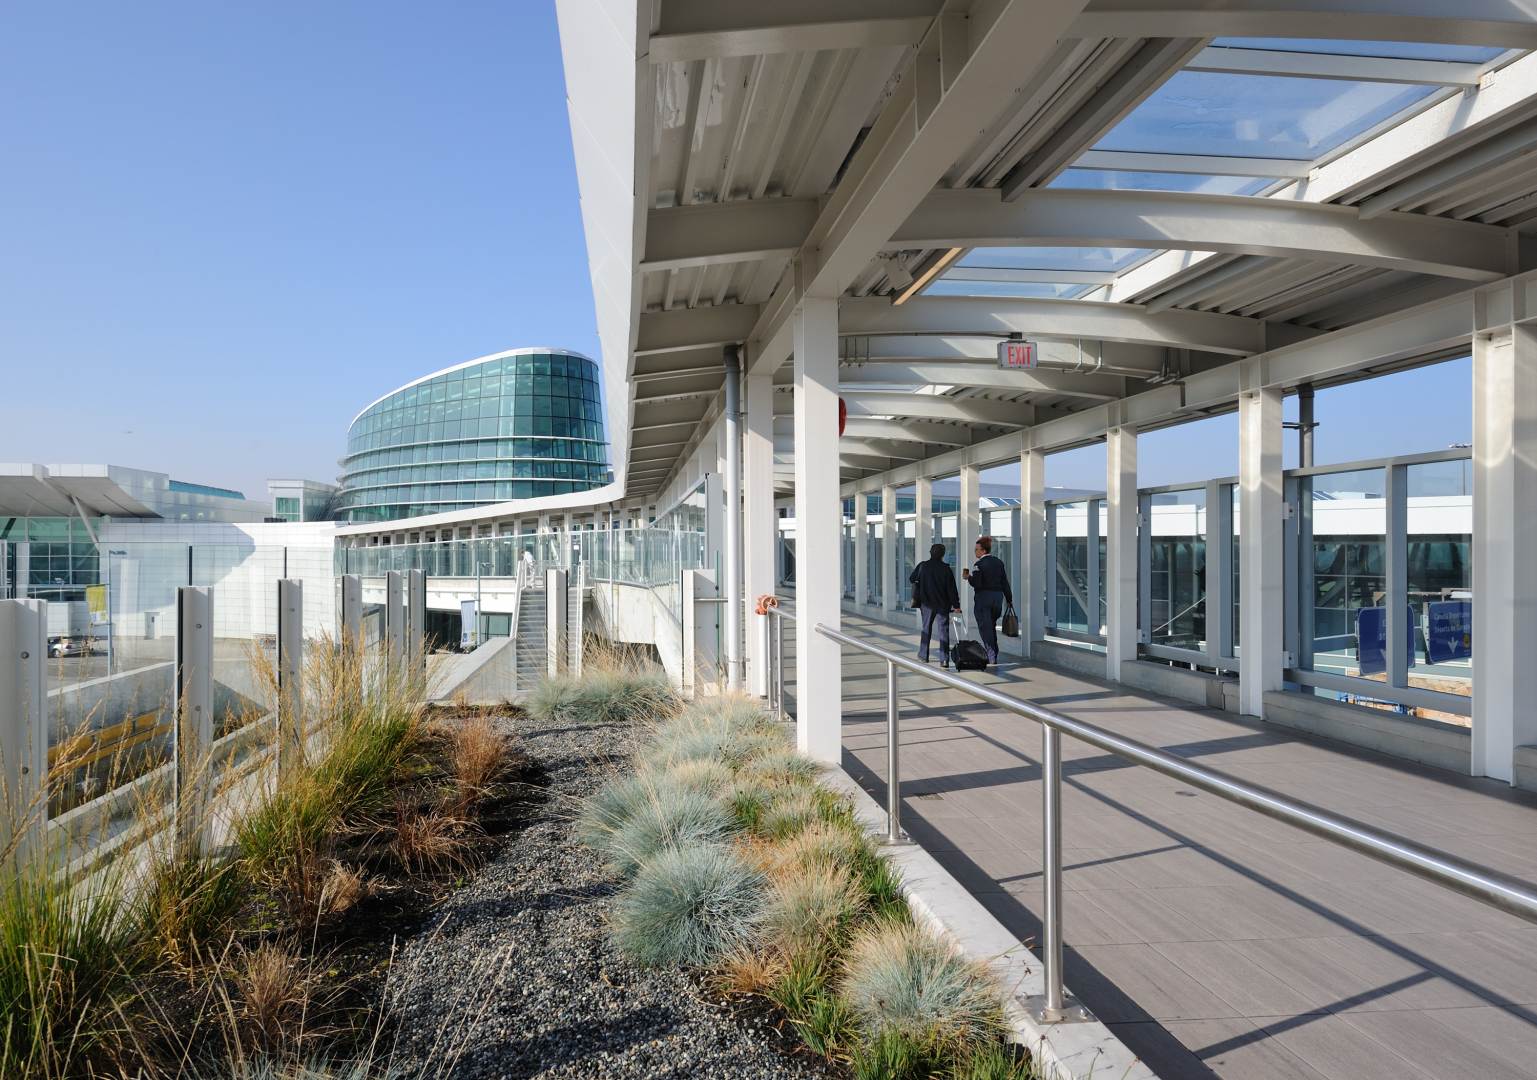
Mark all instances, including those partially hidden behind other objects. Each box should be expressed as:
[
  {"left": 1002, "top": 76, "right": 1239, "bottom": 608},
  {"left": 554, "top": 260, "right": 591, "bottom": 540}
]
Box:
[
  {"left": 762, "top": 863, "right": 865, "bottom": 959},
  {"left": 578, "top": 772, "right": 737, "bottom": 876},
  {"left": 841, "top": 921, "right": 1003, "bottom": 1047},
  {"left": 612, "top": 844, "right": 766, "bottom": 967},
  {"left": 526, "top": 665, "right": 677, "bottom": 726}
]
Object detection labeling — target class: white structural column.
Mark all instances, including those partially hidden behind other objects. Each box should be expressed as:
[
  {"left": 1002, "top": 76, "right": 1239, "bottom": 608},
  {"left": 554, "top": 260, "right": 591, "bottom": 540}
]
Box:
[
  {"left": 915, "top": 476, "right": 933, "bottom": 558},
  {"left": 1238, "top": 383, "right": 1285, "bottom": 717},
  {"left": 793, "top": 294, "right": 843, "bottom": 762},
  {"left": 853, "top": 488, "right": 870, "bottom": 609},
  {"left": 959, "top": 464, "right": 981, "bottom": 573},
  {"left": 880, "top": 483, "right": 897, "bottom": 611},
  {"left": 1472, "top": 318, "right": 1537, "bottom": 781},
  {"left": 1105, "top": 426, "right": 1139, "bottom": 677},
  {"left": 743, "top": 371, "right": 776, "bottom": 697},
  {"left": 1019, "top": 447, "right": 1046, "bottom": 658}
]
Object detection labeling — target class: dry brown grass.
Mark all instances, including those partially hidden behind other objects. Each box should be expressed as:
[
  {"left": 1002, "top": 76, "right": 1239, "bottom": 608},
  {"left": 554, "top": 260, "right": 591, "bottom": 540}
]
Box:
[
  {"left": 447, "top": 710, "right": 510, "bottom": 805},
  {"left": 717, "top": 945, "right": 784, "bottom": 996},
  {"left": 319, "top": 861, "right": 366, "bottom": 918},
  {"left": 387, "top": 798, "right": 476, "bottom": 876},
  {"left": 234, "top": 942, "right": 309, "bottom": 1052}
]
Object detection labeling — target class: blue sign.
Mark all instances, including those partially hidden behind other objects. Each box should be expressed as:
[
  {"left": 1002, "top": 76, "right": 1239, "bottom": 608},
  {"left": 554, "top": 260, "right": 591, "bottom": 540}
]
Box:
[
  {"left": 1356, "top": 607, "right": 1416, "bottom": 676},
  {"left": 1424, "top": 600, "right": 1472, "bottom": 664}
]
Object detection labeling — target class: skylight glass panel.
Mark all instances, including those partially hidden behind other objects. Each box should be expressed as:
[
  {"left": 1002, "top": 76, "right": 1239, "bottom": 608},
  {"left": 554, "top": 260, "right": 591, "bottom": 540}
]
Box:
[
  {"left": 955, "top": 246, "right": 1153, "bottom": 272},
  {"left": 1095, "top": 70, "right": 1439, "bottom": 160},
  {"left": 926, "top": 279, "right": 1094, "bottom": 300},
  {"left": 1210, "top": 38, "right": 1505, "bottom": 63},
  {"left": 1051, "top": 169, "right": 1272, "bottom": 196}
]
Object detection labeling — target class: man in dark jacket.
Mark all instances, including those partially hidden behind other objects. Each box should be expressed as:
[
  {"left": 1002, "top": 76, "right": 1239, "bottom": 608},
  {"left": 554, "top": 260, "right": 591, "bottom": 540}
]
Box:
[
  {"left": 908, "top": 543, "right": 961, "bottom": 666},
  {"left": 962, "top": 535, "right": 1012, "bottom": 666}
]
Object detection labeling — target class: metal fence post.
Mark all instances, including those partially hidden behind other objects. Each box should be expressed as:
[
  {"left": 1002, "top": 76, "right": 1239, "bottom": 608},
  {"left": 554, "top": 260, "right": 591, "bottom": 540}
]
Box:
[
  {"left": 1028, "top": 724, "right": 1085, "bottom": 1022},
  {"left": 338, "top": 573, "right": 362, "bottom": 649},
  {"left": 175, "top": 586, "right": 213, "bottom": 858},
  {"left": 384, "top": 570, "right": 404, "bottom": 674},
  {"left": 277, "top": 579, "right": 304, "bottom": 785},
  {"left": 884, "top": 659, "right": 908, "bottom": 845},
  {"left": 406, "top": 568, "right": 426, "bottom": 676},
  {"left": 0, "top": 598, "right": 47, "bottom": 868},
  {"left": 773, "top": 611, "right": 785, "bottom": 721}
]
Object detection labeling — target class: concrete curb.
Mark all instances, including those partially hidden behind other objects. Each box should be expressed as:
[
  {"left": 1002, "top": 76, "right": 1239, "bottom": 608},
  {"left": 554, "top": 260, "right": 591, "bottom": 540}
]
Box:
[{"left": 824, "top": 767, "right": 1157, "bottom": 1080}]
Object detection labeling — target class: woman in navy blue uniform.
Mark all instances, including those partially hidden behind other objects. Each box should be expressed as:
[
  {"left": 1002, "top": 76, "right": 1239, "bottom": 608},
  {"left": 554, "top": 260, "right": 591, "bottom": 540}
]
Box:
[{"left": 962, "top": 535, "right": 1011, "bottom": 667}]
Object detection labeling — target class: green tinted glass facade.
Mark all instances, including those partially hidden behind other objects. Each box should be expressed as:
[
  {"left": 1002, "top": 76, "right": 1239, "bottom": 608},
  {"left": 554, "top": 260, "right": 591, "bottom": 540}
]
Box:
[{"left": 336, "top": 349, "right": 611, "bottom": 523}]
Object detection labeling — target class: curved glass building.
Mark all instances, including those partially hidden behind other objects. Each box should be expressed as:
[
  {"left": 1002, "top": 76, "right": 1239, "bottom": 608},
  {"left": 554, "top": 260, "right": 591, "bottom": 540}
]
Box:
[{"left": 336, "top": 348, "right": 611, "bottom": 523}]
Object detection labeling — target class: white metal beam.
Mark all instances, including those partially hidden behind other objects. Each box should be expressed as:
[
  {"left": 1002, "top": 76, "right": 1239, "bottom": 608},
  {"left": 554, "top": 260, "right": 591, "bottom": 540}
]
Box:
[
  {"left": 841, "top": 392, "right": 1031, "bottom": 426},
  {"left": 891, "top": 188, "right": 1511, "bottom": 282},
  {"left": 1069, "top": 0, "right": 1537, "bottom": 50},
  {"left": 746, "top": 0, "right": 1093, "bottom": 372},
  {"left": 841, "top": 334, "right": 1172, "bottom": 374},
  {"left": 837, "top": 416, "right": 976, "bottom": 446},
  {"left": 649, "top": 0, "right": 937, "bottom": 62},
  {"left": 1186, "top": 45, "right": 1485, "bottom": 87},
  {"left": 1074, "top": 149, "right": 1311, "bottom": 179},
  {"left": 636, "top": 304, "right": 760, "bottom": 354},
  {"left": 841, "top": 295, "right": 1266, "bottom": 355},
  {"left": 839, "top": 362, "right": 1129, "bottom": 400},
  {"left": 642, "top": 198, "right": 820, "bottom": 272}
]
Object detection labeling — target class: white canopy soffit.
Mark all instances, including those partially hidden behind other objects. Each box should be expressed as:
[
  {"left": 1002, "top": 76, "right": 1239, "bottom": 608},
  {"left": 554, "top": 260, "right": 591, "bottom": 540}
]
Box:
[{"left": 554, "top": 0, "right": 1537, "bottom": 499}]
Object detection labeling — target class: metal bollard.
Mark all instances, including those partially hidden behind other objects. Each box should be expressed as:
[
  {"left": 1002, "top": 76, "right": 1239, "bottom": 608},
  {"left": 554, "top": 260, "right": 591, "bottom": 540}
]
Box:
[
  {"left": 884, "top": 658, "right": 908, "bottom": 845},
  {"left": 1027, "top": 724, "right": 1086, "bottom": 1022}
]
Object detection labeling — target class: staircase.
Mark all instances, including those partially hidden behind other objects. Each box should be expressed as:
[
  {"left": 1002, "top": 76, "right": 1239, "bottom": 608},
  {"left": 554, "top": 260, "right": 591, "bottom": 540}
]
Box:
[{"left": 514, "top": 584, "right": 547, "bottom": 693}]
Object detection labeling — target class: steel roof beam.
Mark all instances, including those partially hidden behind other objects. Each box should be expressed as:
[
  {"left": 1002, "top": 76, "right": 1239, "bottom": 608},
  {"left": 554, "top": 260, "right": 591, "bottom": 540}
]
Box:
[
  {"left": 1068, "top": 0, "right": 1537, "bottom": 50},
  {"left": 891, "top": 188, "right": 1511, "bottom": 283},
  {"left": 649, "top": 0, "right": 938, "bottom": 63},
  {"left": 636, "top": 304, "right": 760, "bottom": 354},
  {"left": 642, "top": 198, "right": 820, "bottom": 272},
  {"left": 842, "top": 295, "right": 1265, "bottom": 355},
  {"left": 743, "top": 0, "right": 1092, "bottom": 374},
  {"left": 840, "top": 334, "right": 1172, "bottom": 373},
  {"left": 1073, "top": 149, "right": 1312, "bottom": 179},
  {"left": 841, "top": 392, "right": 1032, "bottom": 426},
  {"left": 839, "top": 362, "right": 1129, "bottom": 400},
  {"left": 1186, "top": 45, "right": 1485, "bottom": 87}
]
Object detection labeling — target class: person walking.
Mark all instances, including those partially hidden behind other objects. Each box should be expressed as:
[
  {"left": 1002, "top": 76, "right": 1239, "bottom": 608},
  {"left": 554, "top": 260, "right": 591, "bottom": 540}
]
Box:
[
  {"left": 908, "top": 543, "right": 961, "bottom": 667},
  {"left": 962, "top": 535, "right": 1012, "bottom": 667}
]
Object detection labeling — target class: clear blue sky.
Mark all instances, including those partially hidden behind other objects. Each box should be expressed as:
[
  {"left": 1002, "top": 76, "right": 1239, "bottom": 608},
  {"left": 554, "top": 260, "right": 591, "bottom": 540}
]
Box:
[
  {"left": 1, "top": 2, "right": 597, "bottom": 499},
  {"left": 1, "top": 3, "right": 1474, "bottom": 500}
]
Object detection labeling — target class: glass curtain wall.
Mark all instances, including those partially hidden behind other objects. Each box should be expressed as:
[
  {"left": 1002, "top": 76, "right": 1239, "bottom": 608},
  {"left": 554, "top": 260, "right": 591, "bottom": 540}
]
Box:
[
  {"left": 1287, "top": 449, "right": 1471, "bottom": 722},
  {"left": 1046, "top": 498, "right": 1103, "bottom": 641},
  {"left": 865, "top": 492, "right": 883, "bottom": 606}
]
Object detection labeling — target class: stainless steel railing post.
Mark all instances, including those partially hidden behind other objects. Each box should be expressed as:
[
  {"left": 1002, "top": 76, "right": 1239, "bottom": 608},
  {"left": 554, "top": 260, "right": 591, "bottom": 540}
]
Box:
[
  {"left": 1041, "top": 724, "right": 1065, "bottom": 1017},
  {"left": 773, "top": 610, "right": 785, "bottom": 721},
  {"left": 885, "top": 658, "right": 907, "bottom": 845}
]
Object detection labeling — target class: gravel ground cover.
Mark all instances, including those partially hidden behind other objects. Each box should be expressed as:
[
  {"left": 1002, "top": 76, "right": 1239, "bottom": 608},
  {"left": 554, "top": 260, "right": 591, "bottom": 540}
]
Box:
[{"left": 387, "top": 709, "right": 840, "bottom": 1079}]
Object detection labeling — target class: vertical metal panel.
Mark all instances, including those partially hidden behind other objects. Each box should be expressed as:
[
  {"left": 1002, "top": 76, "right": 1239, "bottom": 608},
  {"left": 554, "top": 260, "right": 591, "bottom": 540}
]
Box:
[
  {"left": 1086, "top": 499, "right": 1101, "bottom": 636},
  {"left": 0, "top": 598, "right": 47, "bottom": 866},
  {"left": 385, "top": 570, "right": 404, "bottom": 671},
  {"left": 406, "top": 568, "right": 426, "bottom": 676},
  {"left": 338, "top": 574, "right": 362, "bottom": 648},
  {"left": 175, "top": 586, "right": 213, "bottom": 858},
  {"left": 1386, "top": 463, "right": 1410, "bottom": 688},
  {"left": 277, "top": 579, "right": 304, "bottom": 786}
]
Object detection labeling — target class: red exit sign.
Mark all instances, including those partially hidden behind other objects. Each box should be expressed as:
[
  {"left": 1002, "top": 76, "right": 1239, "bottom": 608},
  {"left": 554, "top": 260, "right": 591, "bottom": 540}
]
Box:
[{"left": 997, "top": 339, "right": 1036, "bottom": 369}]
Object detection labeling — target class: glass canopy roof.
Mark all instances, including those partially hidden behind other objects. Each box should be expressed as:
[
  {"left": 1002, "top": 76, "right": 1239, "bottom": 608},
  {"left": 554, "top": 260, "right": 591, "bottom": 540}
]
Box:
[
  {"left": 926, "top": 35, "right": 1516, "bottom": 304},
  {"left": 1093, "top": 71, "right": 1439, "bottom": 160}
]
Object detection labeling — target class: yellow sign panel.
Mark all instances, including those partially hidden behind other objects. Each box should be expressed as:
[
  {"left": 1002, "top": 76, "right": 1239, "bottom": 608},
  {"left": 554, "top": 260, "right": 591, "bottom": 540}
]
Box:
[{"left": 86, "top": 584, "right": 108, "bottom": 622}]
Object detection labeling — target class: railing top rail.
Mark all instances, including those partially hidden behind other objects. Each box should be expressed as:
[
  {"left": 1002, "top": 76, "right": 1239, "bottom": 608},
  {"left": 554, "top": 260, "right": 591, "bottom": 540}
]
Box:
[
  {"left": 1285, "top": 446, "right": 1471, "bottom": 478},
  {"left": 814, "top": 621, "right": 1537, "bottom": 925}
]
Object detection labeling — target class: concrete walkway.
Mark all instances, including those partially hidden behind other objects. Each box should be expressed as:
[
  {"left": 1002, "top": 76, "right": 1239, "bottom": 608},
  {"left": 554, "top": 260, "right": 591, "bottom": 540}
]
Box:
[{"left": 788, "top": 607, "right": 1537, "bottom": 1079}]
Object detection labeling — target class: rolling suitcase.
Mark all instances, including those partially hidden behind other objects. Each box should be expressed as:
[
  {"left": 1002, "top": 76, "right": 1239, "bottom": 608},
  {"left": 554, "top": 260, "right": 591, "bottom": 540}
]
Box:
[{"left": 950, "top": 613, "right": 989, "bottom": 671}]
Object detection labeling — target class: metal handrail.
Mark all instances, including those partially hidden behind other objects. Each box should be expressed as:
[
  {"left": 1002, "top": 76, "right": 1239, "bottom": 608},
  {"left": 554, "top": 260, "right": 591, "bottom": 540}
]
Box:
[
  {"left": 764, "top": 605, "right": 795, "bottom": 721},
  {"left": 812, "top": 621, "right": 1537, "bottom": 1022}
]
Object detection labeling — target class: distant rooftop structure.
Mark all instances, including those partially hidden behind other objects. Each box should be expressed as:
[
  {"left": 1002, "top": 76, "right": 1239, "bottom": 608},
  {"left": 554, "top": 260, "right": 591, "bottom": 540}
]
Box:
[{"left": 0, "top": 463, "right": 268, "bottom": 523}]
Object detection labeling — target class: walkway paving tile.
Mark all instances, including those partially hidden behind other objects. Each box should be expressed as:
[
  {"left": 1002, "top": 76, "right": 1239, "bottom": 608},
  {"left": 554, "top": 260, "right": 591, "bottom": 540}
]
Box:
[
  {"left": 1163, "top": 1017, "right": 1331, "bottom": 1080},
  {"left": 822, "top": 610, "right": 1537, "bottom": 1078}
]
